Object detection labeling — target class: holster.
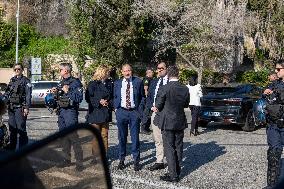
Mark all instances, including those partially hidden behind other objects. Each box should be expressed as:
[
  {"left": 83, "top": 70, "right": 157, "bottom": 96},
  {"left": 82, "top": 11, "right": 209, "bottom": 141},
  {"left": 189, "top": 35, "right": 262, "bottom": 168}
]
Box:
[
  {"left": 266, "top": 104, "right": 283, "bottom": 122},
  {"left": 276, "top": 119, "right": 284, "bottom": 128},
  {"left": 58, "top": 96, "right": 70, "bottom": 108}
]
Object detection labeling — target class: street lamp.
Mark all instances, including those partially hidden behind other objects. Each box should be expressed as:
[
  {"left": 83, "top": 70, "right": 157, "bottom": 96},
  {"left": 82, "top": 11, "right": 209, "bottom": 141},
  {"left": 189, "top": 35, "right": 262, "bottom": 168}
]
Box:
[{"left": 15, "top": 0, "right": 20, "bottom": 64}]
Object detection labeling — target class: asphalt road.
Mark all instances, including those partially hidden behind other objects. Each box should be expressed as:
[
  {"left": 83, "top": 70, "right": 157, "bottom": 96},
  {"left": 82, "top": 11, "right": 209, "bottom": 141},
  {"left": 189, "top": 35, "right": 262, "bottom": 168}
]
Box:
[{"left": 2, "top": 108, "right": 276, "bottom": 189}]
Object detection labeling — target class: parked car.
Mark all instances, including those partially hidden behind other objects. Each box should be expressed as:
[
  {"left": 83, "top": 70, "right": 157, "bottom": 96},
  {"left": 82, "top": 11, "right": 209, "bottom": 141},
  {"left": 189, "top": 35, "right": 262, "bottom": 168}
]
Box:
[
  {"left": 31, "top": 81, "right": 59, "bottom": 106},
  {"left": 199, "top": 83, "right": 264, "bottom": 131},
  {"left": 32, "top": 80, "right": 88, "bottom": 110}
]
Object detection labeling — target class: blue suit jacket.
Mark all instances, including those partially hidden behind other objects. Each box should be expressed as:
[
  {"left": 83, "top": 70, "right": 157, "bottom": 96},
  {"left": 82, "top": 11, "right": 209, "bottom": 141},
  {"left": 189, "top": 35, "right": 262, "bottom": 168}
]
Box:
[
  {"left": 114, "top": 76, "right": 145, "bottom": 112},
  {"left": 145, "top": 78, "right": 159, "bottom": 109}
]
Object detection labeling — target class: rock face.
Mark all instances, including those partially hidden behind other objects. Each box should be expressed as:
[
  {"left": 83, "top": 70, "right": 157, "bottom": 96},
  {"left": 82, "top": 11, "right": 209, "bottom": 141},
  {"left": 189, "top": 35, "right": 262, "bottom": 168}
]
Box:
[
  {"left": 35, "top": 0, "right": 69, "bottom": 36},
  {"left": 2, "top": 0, "right": 69, "bottom": 36}
]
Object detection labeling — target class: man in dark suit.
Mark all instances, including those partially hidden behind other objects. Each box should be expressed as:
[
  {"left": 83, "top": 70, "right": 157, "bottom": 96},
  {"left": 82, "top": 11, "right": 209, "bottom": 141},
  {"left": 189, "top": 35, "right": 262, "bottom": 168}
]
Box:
[
  {"left": 154, "top": 65, "right": 190, "bottom": 182},
  {"left": 114, "top": 64, "right": 145, "bottom": 171}
]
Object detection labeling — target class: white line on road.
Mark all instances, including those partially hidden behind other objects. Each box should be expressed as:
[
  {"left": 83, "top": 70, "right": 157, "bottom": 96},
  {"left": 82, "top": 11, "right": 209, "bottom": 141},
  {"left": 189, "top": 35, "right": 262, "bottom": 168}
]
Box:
[
  {"left": 41, "top": 115, "right": 57, "bottom": 118},
  {"left": 112, "top": 174, "right": 192, "bottom": 189}
]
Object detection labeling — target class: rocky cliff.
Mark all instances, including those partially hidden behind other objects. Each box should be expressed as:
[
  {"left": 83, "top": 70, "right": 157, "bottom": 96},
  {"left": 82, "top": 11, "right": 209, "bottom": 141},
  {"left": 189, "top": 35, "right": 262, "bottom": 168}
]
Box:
[{"left": 2, "top": 0, "right": 69, "bottom": 36}]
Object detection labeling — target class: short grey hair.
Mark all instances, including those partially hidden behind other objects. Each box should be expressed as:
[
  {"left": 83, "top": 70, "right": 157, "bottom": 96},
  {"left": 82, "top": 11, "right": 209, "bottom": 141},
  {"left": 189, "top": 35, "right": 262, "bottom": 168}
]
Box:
[{"left": 60, "top": 63, "right": 72, "bottom": 72}]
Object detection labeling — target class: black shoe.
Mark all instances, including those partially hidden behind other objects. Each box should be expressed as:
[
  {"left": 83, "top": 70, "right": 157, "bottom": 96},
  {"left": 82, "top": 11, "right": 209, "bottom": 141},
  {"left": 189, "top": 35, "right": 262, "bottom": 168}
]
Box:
[
  {"left": 195, "top": 130, "right": 200, "bottom": 135},
  {"left": 91, "top": 158, "right": 98, "bottom": 165},
  {"left": 75, "top": 164, "right": 85, "bottom": 172},
  {"left": 58, "top": 159, "right": 71, "bottom": 168},
  {"left": 149, "top": 163, "right": 165, "bottom": 171},
  {"left": 160, "top": 174, "right": 179, "bottom": 182},
  {"left": 134, "top": 162, "right": 142, "bottom": 171},
  {"left": 190, "top": 130, "right": 199, "bottom": 136},
  {"left": 141, "top": 129, "right": 151, "bottom": 135},
  {"left": 117, "top": 161, "right": 126, "bottom": 170}
]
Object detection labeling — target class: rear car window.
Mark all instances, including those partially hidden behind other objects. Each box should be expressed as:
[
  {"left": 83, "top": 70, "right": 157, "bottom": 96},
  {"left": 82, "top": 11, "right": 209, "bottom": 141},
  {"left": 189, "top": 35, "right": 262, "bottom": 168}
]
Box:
[
  {"left": 203, "top": 87, "right": 238, "bottom": 95},
  {"left": 32, "top": 82, "right": 58, "bottom": 90}
]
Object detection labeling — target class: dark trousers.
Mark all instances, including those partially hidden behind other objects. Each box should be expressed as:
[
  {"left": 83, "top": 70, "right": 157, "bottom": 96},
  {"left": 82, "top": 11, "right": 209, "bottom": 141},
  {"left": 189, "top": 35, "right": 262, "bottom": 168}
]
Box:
[
  {"left": 162, "top": 130, "right": 184, "bottom": 179},
  {"left": 61, "top": 132, "right": 84, "bottom": 164},
  {"left": 189, "top": 105, "right": 200, "bottom": 132},
  {"left": 116, "top": 108, "right": 140, "bottom": 163},
  {"left": 58, "top": 108, "right": 78, "bottom": 130},
  {"left": 266, "top": 124, "right": 284, "bottom": 187},
  {"left": 8, "top": 108, "right": 28, "bottom": 150},
  {"left": 58, "top": 108, "right": 83, "bottom": 164},
  {"left": 141, "top": 108, "right": 152, "bottom": 131}
]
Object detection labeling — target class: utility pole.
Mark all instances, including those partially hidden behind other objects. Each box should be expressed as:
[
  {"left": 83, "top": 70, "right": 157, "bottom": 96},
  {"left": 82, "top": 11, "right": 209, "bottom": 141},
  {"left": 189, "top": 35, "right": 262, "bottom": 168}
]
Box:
[{"left": 15, "top": 0, "right": 20, "bottom": 64}]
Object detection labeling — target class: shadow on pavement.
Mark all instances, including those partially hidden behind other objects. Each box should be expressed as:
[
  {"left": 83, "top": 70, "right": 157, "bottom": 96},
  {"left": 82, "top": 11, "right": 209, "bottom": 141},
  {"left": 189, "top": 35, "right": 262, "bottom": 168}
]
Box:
[
  {"left": 181, "top": 141, "right": 226, "bottom": 179},
  {"left": 107, "top": 140, "right": 156, "bottom": 168}
]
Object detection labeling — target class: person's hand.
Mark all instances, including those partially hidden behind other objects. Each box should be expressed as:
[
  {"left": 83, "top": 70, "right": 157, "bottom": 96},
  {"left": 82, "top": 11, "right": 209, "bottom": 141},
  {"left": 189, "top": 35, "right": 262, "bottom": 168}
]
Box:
[
  {"left": 51, "top": 87, "right": 57, "bottom": 94},
  {"left": 263, "top": 89, "right": 273, "bottom": 95},
  {"left": 23, "top": 109, "right": 29, "bottom": 116},
  {"left": 151, "top": 106, "right": 158, "bottom": 112},
  {"left": 62, "top": 85, "right": 69, "bottom": 93},
  {"left": 100, "top": 99, "right": 108, "bottom": 106}
]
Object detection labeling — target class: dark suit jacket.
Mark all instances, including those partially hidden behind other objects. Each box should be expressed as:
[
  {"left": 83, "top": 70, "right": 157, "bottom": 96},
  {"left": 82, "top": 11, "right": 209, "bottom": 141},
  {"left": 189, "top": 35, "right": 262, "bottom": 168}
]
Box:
[
  {"left": 154, "top": 81, "right": 190, "bottom": 131},
  {"left": 113, "top": 76, "right": 145, "bottom": 113},
  {"left": 145, "top": 78, "right": 159, "bottom": 109},
  {"left": 85, "top": 80, "right": 113, "bottom": 124}
]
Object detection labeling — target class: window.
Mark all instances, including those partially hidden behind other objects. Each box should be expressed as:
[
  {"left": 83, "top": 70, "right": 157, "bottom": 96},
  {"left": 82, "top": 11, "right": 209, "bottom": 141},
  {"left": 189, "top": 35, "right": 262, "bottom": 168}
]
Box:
[{"left": 32, "top": 82, "right": 58, "bottom": 90}]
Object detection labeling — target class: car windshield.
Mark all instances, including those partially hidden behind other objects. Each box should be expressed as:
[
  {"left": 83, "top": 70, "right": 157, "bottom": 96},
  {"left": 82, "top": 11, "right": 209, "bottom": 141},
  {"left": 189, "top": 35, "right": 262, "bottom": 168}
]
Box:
[
  {"left": 203, "top": 87, "right": 239, "bottom": 95},
  {"left": 32, "top": 82, "right": 58, "bottom": 90}
]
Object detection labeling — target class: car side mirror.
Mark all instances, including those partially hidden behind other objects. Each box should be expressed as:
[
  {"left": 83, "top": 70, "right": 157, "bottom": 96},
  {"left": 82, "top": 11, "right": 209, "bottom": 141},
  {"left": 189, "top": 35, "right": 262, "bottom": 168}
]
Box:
[{"left": 0, "top": 124, "right": 112, "bottom": 189}]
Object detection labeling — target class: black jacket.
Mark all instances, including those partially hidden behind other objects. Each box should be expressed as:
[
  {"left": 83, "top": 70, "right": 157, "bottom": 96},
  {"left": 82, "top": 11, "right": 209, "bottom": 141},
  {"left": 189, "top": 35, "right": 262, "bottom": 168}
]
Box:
[
  {"left": 85, "top": 80, "right": 113, "bottom": 124},
  {"left": 4, "top": 75, "right": 32, "bottom": 109},
  {"left": 154, "top": 81, "right": 190, "bottom": 131}
]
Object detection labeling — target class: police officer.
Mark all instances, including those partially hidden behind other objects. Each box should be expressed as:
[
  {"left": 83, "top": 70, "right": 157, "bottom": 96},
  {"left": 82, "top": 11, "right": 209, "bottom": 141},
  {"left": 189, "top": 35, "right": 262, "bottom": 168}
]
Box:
[
  {"left": 141, "top": 67, "right": 154, "bottom": 134},
  {"left": 263, "top": 60, "right": 284, "bottom": 188},
  {"left": 51, "top": 63, "right": 84, "bottom": 171},
  {"left": 3, "top": 64, "right": 31, "bottom": 150}
]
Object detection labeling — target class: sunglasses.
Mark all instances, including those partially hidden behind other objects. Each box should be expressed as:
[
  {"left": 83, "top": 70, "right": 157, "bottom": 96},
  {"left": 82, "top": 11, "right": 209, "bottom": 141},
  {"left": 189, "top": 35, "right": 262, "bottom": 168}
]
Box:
[
  {"left": 275, "top": 68, "right": 284, "bottom": 72},
  {"left": 14, "top": 68, "right": 22, "bottom": 71},
  {"left": 157, "top": 67, "right": 165, "bottom": 71}
]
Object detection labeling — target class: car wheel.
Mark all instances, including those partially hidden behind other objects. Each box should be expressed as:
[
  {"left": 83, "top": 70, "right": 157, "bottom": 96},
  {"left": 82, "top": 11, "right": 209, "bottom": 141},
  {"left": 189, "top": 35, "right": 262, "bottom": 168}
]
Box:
[
  {"left": 198, "top": 120, "right": 208, "bottom": 127},
  {"left": 242, "top": 109, "right": 256, "bottom": 132}
]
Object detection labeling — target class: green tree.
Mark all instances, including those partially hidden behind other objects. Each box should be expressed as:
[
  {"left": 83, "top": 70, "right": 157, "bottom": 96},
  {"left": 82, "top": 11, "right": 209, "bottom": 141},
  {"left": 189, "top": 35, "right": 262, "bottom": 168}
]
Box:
[
  {"left": 67, "top": 0, "right": 155, "bottom": 72},
  {"left": 67, "top": 0, "right": 95, "bottom": 72}
]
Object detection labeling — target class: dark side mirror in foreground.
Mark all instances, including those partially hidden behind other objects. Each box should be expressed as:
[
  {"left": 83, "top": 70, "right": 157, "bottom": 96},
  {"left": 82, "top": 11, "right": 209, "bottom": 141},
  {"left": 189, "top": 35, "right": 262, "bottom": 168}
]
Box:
[{"left": 0, "top": 124, "right": 112, "bottom": 189}]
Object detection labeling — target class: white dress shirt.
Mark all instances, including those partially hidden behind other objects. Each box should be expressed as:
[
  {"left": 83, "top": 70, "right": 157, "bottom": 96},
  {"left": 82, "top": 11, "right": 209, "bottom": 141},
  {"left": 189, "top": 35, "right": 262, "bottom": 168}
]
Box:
[
  {"left": 121, "top": 78, "right": 135, "bottom": 108},
  {"left": 153, "top": 75, "right": 168, "bottom": 106},
  {"left": 187, "top": 84, "right": 203, "bottom": 106}
]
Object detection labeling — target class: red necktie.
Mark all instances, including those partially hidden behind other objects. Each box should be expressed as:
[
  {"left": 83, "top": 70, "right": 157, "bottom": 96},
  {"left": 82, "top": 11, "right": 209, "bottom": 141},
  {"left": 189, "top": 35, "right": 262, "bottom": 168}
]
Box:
[{"left": 126, "top": 79, "right": 131, "bottom": 108}]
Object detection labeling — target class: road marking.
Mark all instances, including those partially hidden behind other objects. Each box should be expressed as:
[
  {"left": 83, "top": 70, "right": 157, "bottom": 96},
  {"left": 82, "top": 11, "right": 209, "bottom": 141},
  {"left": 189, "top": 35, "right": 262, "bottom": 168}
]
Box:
[
  {"left": 41, "top": 115, "right": 57, "bottom": 118},
  {"left": 48, "top": 171, "right": 80, "bottom": 181},
  {"left": 112, "top": 174, "right": 191, "bottom": 189}
]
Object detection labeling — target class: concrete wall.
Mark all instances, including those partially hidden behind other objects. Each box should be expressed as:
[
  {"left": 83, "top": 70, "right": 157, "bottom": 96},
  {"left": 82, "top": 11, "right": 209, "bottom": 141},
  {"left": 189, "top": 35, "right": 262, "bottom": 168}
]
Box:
[{"left": 0, "top": 68, "right": 28, "bottom": 84}]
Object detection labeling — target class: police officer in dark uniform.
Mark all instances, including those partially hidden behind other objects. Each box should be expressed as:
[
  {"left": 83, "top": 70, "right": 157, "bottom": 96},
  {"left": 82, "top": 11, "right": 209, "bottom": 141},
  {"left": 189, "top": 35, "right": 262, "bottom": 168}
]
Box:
[
  {"left": 263, "top": 60, "right": 284, "bottom": 188},
  {"left": 141, "top": 67, "right": 154, "bottom": 134},
  {"left": 51, "top": 63, "right": 84, "bottom": 171},
  {"left": 3, "top": 64, "right": 31, "bottom": 150}
]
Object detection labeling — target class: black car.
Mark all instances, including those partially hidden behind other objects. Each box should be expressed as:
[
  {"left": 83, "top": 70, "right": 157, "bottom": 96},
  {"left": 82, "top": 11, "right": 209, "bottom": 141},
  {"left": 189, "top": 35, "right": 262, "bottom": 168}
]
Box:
[{"left": 199, "top": 83, "right": 263, "bottom": 131}]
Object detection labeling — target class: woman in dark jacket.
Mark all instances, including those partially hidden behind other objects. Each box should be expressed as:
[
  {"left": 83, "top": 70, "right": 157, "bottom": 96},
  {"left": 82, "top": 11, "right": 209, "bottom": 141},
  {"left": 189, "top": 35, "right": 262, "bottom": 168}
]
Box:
[{"left": 85, "top": 66, "right": 113, "bottom": 153}]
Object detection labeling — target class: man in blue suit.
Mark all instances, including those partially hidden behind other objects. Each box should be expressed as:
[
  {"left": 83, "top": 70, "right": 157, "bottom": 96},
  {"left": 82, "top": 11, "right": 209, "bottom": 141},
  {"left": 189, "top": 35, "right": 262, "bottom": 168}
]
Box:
[{"left": 114, "top": 64, "right": 145, "bottom": 171}]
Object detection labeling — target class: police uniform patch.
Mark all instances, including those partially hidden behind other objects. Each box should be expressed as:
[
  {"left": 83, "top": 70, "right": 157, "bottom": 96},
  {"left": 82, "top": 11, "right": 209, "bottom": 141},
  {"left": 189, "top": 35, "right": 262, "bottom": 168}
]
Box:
[{"left": 78, "top": 88, "right": 83, "bottom": 93}]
